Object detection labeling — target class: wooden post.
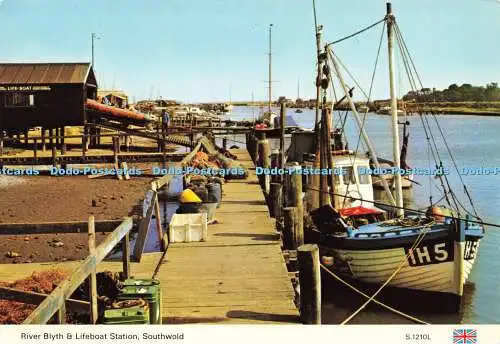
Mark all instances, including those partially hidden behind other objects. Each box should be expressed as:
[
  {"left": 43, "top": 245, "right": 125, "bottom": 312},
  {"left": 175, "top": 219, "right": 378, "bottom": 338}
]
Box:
[
  {"left": 298, "top": 244, "right": 321, "bottom": 324},
  {"left": 121, "top": 232, "right": 130, "bottom": 279},
  {"left": 51, "top": 145, "right": 57, "bottom": 168},
  {"left": 257, "top": 133, "right": 270, "bottom": 195},
  {"left": 61, "top": 126, "right": 66, "bottom": 155},
  {"left": 222, "top": 137, "right": 227, "bottom": 150},
  {"left": 282, "top": 207, "right": 296, "bottom": 250},
  {"left": 0, "top": 132, "right": 3, "bottom": 157},
  {"left": 154, "top": 194, "right": 164, "bottom": 251},
  {"left": 88, "top": 216, "right": 98, "bottom": 324},
  {"left": 292, "top": 164, "right": 304, "bottom": 248},
  {"left": 41, "top": 128, "right": 46, "bottom": 151},
  {"left": 269, "top": 182, "right": 280, "bottom": 218},
  {"left": 113, "top": 137, "right": 123, "bottom": 180},
  {"left": 82, "top": 125, "right": 88, "bottom": 157}
]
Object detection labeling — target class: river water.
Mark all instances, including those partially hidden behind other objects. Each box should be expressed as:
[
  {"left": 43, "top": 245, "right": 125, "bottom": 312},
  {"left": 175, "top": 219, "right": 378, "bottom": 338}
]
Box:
[{"left": 227, "top": 105, "right": 500, "bottom": 324}]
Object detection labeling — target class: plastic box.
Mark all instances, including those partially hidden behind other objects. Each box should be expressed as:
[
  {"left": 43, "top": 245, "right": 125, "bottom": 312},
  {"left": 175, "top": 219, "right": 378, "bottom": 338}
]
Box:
[
  {"left": 117, "top": 278, "right": 162, "bottom": 324},
  {"left": 169, "top": 213, "right": 208, "bottom": 242},
  {"left": 103, "top": 306, "right": 150, "bottom": 324}
]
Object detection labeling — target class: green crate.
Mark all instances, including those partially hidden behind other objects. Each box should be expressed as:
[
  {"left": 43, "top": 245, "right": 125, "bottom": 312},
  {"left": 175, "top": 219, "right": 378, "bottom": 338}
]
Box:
[
  {"left": 103, "top": 306, "right": 150, "bottom": 325},
  {"left": 118, "top": 278, "right": 162, "bottom": 324}
]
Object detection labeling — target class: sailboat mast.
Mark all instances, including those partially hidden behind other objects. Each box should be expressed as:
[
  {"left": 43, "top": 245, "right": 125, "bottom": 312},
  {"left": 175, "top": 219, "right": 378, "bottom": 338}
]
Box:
[
  {"left": 268, "top": 24, "right": 273, "bottom": 113},
  {"left": 386, "top": 2, "right": 404, "bottom": 216}
]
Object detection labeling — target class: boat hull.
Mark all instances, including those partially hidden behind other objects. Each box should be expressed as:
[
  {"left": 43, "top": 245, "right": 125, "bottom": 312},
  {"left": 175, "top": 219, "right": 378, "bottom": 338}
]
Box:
[{"left": 313, "top": 230, "right": 481, "bottom": 306}]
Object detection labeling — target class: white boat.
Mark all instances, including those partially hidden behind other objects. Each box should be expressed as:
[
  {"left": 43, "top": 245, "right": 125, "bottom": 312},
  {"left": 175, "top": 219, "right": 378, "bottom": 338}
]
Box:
[{"left": 376, "top": 106, "right": 406, "bottom": 115}]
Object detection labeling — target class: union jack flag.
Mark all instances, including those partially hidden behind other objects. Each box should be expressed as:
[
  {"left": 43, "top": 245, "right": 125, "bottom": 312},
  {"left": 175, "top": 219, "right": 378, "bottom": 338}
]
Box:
[{"left": 453, "top": 329, "right": 477, "bottom": 344}]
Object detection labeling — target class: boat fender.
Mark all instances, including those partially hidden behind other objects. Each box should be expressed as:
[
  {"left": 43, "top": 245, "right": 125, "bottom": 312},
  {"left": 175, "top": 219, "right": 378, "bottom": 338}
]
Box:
[{"left": 179, "top": 189, "right": 202, "bottom": 204}]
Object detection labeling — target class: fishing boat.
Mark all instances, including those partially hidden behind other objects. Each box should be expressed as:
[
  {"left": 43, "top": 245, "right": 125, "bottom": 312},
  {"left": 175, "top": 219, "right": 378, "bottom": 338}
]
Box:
[{"left": 305, "top": 2, "right": 484, "bottom": 310}]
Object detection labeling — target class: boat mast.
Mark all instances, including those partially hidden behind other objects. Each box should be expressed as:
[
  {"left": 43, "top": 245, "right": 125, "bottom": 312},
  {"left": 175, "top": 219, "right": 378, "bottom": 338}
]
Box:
[
  {"left": 268, "top": 24, "right": 273, "bottom": 113},
  {"left": 386, "top": 2, "right": 404, "bottom": 216}
]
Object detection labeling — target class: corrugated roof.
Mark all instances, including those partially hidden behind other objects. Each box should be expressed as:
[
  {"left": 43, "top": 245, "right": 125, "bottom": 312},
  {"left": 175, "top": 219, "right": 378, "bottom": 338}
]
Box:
[{"left": 0, "top": 63, "right": 92, "bottom": 85}]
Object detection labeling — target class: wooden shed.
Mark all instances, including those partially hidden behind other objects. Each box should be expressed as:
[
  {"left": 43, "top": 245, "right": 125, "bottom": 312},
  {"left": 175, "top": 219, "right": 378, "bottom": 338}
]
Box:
[{"left": 0, "top": 63, "right": 97, "bottom": 132}]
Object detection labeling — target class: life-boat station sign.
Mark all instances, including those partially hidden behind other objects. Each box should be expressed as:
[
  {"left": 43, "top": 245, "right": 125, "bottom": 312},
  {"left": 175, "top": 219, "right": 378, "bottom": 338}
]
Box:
[{"left": 0, "top": 85, "right": 51, "bottom": 91}]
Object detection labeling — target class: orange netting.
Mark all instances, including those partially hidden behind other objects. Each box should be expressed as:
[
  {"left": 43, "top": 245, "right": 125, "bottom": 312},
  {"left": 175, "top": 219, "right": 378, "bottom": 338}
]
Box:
[{"left": 0, "top": 269, "right": 69, "bottom": 324}]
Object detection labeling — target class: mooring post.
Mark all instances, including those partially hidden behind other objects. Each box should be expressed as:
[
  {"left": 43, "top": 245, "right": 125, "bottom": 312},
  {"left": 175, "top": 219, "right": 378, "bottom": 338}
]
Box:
[
  {"left": 88, "top": 216, "right": 98, "bottom": 324},
  {"left": 222, "top": 137, "right": 227, "bottom": 151},
  {"left": 33, "top": 139, "right": 37, "bottom": 161},
  {"left": 298, "top": 244, "right": 321, "bottom": 324},
  {"left": 269, "top": 182, "right": 280, "bottom": 218},
  {"left": 257, "top": 133, "right": 270, "bottom": 194},
  {"left": 55, "top": 128, "right": 59, "bottom": 147},
  {"left": 282, "top": 207, "right": 296, "bottom": 250},
  {"left": 51, "top": 145, "right": 57, "bottom": 168},
  {"left": 291, "top": 163, "right": 304, "bottom": 249}
]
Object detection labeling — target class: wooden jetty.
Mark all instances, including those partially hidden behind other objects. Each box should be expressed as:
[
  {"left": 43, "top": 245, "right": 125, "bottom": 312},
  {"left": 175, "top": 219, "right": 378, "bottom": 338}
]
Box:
[{"left": 0, "top": 148, "right": 299, "bottom": 324}]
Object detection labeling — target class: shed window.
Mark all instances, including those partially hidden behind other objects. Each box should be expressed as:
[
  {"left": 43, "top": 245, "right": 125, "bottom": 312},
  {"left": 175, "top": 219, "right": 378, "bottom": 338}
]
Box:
[{"left": 5, "top": 92, "right": 35, "bottom": 107}]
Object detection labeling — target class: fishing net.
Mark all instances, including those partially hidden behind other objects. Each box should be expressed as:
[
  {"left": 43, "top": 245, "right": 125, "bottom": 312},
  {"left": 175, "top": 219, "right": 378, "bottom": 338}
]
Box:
[{"left": 0, "top": 269, "right": 69, "bottom": 324}]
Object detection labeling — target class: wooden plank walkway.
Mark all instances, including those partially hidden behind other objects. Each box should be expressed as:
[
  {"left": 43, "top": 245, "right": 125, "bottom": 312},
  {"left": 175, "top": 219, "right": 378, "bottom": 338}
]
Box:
[
  {"left": 156, "top": 149, "right": 299, "bottom": 324},
  {"left": 0, "top": 149, "right": 299, "bottom": 324}
]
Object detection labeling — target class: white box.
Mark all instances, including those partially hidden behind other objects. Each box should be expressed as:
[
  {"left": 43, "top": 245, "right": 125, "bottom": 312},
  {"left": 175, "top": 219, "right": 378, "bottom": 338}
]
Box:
[{"left": 169, "top": 213, "right": 208, "bottom": 243}]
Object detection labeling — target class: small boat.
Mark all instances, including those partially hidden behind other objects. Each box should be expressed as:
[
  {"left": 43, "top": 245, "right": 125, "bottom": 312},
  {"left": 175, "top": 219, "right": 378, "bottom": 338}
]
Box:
[
  {"left": 295, "top": 108, "right": 303, "bottom": 113},
  {"left": 376, "top": 106, "right": 405, "bottom": 115}
]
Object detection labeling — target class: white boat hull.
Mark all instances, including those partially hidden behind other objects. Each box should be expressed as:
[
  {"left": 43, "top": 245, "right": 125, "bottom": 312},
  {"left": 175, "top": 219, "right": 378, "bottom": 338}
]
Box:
[{"left": 320, "top": 239, "right": 480, "bottom": 297}]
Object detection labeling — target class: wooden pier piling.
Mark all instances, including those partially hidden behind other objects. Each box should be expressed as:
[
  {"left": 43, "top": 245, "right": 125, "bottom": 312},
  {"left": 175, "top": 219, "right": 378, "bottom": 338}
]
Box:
[
  {"left": 283, "top": 207, "right": 296, "bottom": 250},
  {"left": 88, "top": 216, "right": 98, "bottom": 324},
  {"left": 257, "top": 133, "right": 270, "bottom": 195},
  {"left": 283, "top": 163, "right": 304, "bottom": 249},
  {"left": 298, "top": 244, "right": 321, "bottom": 324}
]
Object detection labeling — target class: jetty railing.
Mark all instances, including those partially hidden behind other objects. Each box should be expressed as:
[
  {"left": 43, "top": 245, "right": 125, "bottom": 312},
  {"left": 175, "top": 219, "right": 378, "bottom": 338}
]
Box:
[{"left": 22, "top": 217, "right": 133, "bottom": 324}]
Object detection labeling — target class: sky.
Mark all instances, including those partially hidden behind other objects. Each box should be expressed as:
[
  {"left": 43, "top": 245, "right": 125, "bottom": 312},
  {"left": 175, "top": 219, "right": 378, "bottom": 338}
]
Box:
[{"left": 0, "top": 0, "right": 499, "bottom": 103}]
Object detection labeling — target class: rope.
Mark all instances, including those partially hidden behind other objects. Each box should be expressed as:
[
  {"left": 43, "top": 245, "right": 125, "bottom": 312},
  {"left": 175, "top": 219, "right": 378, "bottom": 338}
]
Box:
[
  {"left": 327, "top": 18, "right": 386, "bottom": 46},
  {"left": 340, "top": 226, "right": 429, "bottom": 324},
  {"left": 319, "top": 264, "right": 428, "bottom": 324}
]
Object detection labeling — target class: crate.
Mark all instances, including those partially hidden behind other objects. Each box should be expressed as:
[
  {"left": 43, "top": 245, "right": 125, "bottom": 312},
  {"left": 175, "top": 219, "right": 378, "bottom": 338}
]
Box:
[
  {"left": 117, "top": 278, "right": 162, "bottom": 324},
  {"left": 169, "top": 213, "right": 208, "bottom": 242},
  {"left": 103, "top": 306, "right": 150, "bottom": 324}
]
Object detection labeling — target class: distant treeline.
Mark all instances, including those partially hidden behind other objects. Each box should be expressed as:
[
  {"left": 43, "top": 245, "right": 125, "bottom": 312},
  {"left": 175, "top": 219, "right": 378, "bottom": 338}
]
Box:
[{"left": 403, "top": 82, "right": 500, "bottom": 102}]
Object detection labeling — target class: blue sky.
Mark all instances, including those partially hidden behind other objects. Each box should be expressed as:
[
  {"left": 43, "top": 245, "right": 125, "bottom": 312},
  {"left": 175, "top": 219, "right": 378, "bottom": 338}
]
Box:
[{"left": 0, "top": 0, "right": 499, "bottom": 102}]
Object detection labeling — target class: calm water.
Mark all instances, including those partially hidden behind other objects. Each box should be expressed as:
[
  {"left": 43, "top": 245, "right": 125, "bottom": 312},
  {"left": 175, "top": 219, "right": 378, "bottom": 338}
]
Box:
[{"left": 229, "top": 106, "right": 500, "bottom": 324}]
